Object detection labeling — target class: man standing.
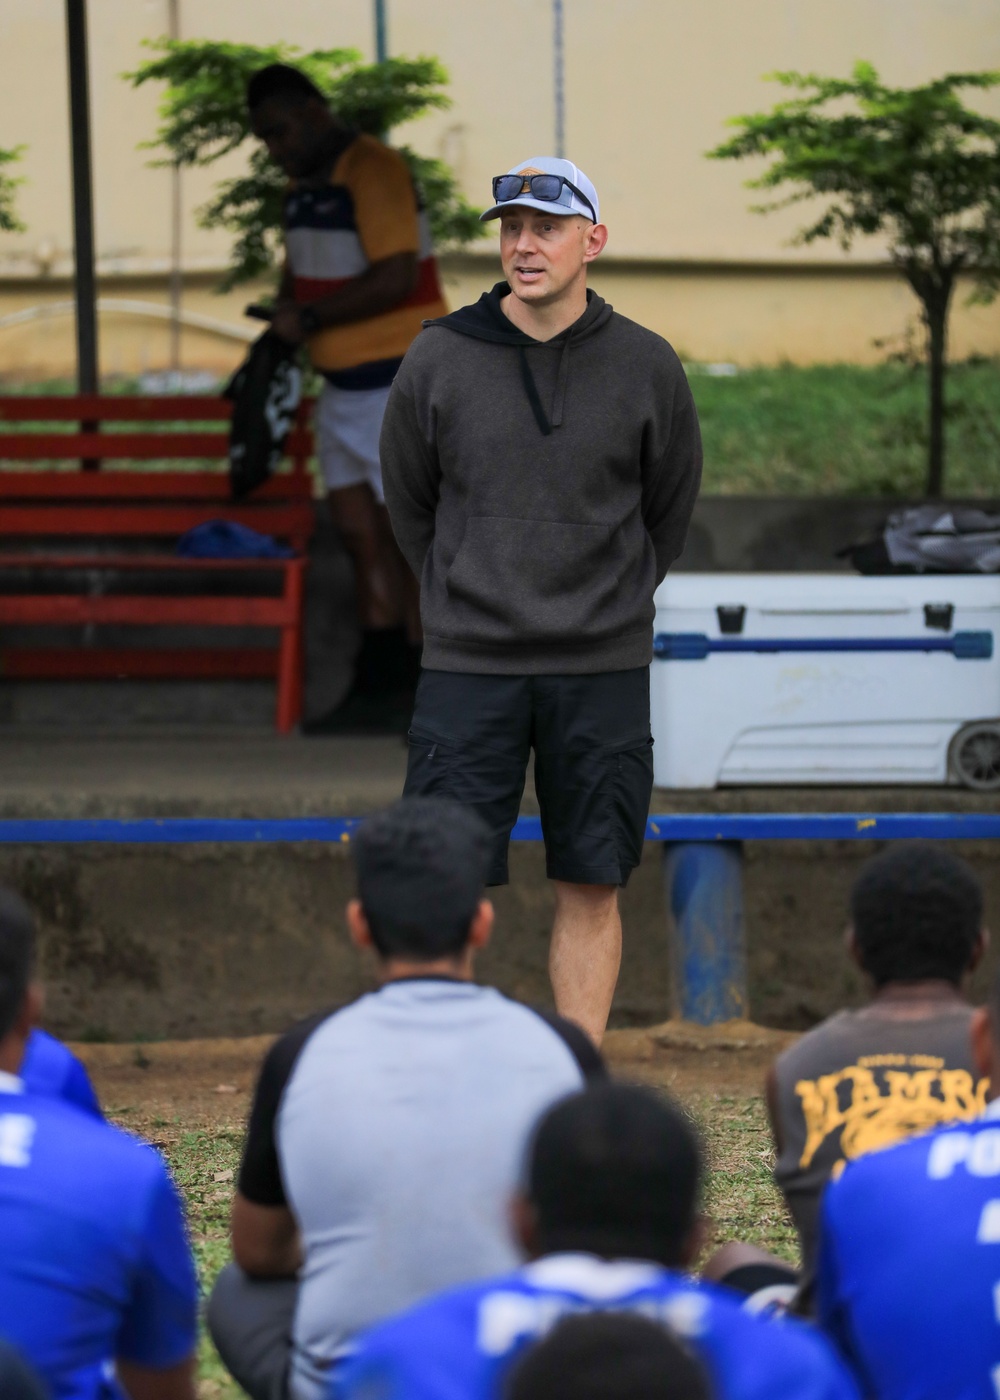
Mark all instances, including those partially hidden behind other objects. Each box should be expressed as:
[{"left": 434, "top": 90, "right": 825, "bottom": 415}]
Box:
[
  {"left": 247, "top": 64, "right": 449, "bottom": 732},
  {"left": 381, "top": 157, "right": 702, "bottom": 1042}
]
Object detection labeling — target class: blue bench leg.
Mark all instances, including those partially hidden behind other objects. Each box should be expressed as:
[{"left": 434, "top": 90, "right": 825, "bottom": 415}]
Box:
[{"left": 663, "top": 841, "right": 748, "bottom": 1025}]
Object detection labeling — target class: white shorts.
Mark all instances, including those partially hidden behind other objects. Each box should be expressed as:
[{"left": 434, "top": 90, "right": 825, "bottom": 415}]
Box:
[{"left": 314, "top": 380, "right": 392, "bottom": 502}]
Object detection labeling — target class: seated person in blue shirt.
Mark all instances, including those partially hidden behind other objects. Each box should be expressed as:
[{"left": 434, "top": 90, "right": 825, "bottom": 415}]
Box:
[
  {"left": 506, "top": 1312, "right": 713, "bottom": 1400},
  {"left": 1, "top": 888, "right": 102, "bottom": 1117},
  {"left": 0, "top": 886, "right": 199, "bottom": 1400},
  {"left": 818, "top": 959, "right": 1000, "bottom": 1399},
  {"left": 209, "top": 798, "right": 603, "bottom": 1400},
  {"left": 332, "top": 1082, "right": 860, "bottom": 1400}
]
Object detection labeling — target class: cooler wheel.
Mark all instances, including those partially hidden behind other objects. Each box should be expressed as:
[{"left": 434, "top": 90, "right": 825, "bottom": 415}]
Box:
[{"left": 950, "top": 721, "right": 1000, "bottom": 792}]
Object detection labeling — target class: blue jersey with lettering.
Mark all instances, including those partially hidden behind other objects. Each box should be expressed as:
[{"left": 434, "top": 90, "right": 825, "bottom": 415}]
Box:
[
  {"left": 0, "top": 1079, "right": 198, "bottom": 1400},
  {"left": 21, "top": 1030, "right": 102, "bottom": 1118},
  {"left": 818, "top": 1103, "right": 1000, "bottom": 1398},
  {"left": 332, "top": 1253, "right": 859, "bottom": 1400}
]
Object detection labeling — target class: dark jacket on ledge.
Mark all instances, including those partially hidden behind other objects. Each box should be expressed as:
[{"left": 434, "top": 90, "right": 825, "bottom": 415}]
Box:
[{"left": 379, "top": 283, "right": 702, "bottom": 675}]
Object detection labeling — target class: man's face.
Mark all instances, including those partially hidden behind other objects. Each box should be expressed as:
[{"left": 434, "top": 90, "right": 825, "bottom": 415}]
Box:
[
  {"left": 499, "top": 208, "right": 596, "bottom": 307},
  {"left": 250, "top": 97, "right": 331, "bottom": 179}
]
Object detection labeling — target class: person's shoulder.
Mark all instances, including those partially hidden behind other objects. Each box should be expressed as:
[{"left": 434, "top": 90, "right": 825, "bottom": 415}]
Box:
[
  {"left": 604, "top": 311, "right": 685, "bottom": 368},
  {"left": 510, "top": 1003, "right": 605, "bottom": 1080},
  {"left": 20, "top": 1088, "right": 168, "bottom": 1192},
  {"left": 22, "top": 1029, "right": 101, "bottom": 1116},
  {"left": 774, "top": 1010, "right": 852, "bottom": 1071},
  {"left": 256, "top": 1005, "right": 350, "bottom": 1098},
  {"left": 339, "top": 133, "right": 410, "bottom": 182}
]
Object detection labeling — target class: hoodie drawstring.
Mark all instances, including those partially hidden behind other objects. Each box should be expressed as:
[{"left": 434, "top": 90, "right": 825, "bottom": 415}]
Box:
[
  {"left": 551, "top": 337, "right": 572, "bottom": 429},
  {"left": 517, "top": 345, "right": 552, "bottom": 436},
  {"left": 517, "top": 336, "right": 573, "bottom": 436}
]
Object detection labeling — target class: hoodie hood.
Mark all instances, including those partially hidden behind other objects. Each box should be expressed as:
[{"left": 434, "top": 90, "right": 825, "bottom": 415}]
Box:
[{"left": 423, "top": 282, "right": 614, "bottom": 435}]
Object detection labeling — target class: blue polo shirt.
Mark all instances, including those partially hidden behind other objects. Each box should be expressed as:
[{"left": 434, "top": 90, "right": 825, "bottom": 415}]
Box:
[
  {"left": 0, "top": 1072, "right": 198, "bottom": 1400},
  {"left": 21, "top": 1030, "right": 102, "bottom": 1118},
  {"left": 332, "top": 1253, "right": 859, "bottom": 1400},
  {"left": 818, "top": 1100, "right": 1000, "bottom": 1399}
]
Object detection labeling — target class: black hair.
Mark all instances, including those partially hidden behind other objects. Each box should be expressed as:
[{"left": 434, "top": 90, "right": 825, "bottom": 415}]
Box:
[
  {"left": 505, "top": 1313, "right": 711, "bottom": 1400},
  {"left": 352, "top": 798, "right": 491, "bottom": 960},
  {"left": 0, "top": 889, "right": 36, "bottom": 1041},
  {"left": 851, "top": 842, "right": 983, "bottom": 987},
  {"left": 246, "top": 63, "right": 327, "bottom": 112},
  {"left": 527, "top": 1083, "right": 702, "bottom": 1267}
]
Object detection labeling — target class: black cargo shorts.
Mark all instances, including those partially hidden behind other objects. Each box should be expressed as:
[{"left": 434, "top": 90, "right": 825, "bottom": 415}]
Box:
[{"left": 404, "top": 668, "right": 654, "bottom": 887}]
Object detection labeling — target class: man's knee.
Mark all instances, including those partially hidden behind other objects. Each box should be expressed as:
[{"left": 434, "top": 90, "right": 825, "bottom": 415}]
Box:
[
  {"left": 206, "top": 1263, "right": 297, "bottom": 1400},
  {"left": 206, "top": 1261, "right": 240, "bottom": 1350},
  {"left": 553, "top": 881, "right": 618, "bottom": 913}
]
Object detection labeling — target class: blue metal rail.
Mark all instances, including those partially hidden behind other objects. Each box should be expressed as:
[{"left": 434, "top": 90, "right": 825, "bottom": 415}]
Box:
[
  {"left": 653, "top": 631, "right": 994, "bottom": 660},
  {"left": 0, "top": 813, "right": 997, "bottom": 843}
]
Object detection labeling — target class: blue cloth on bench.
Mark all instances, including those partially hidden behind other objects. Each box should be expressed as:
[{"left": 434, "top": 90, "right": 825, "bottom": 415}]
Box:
[{"left": 176, "top": 520, "right": 293, "bottom": 560}]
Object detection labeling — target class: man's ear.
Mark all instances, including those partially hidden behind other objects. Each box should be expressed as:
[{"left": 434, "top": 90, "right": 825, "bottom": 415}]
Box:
[
  {"left": 510, "top": 1192, "right": 540, "bottom": 1259},
  {"left": 583, "top": 221, "right": 608, "bottom": 263},
  {"left": 12, "top": 982, "right": 43, "bottom": 1040},
  {"left": 846, "top": 926, "right": 865, "bottom": 974},
  {"left": 468, "top": 899, "right": 494, "bottom": 952},
  {"left": 969, "top": 927, "right": 990, "bottom": 975},
  {"left": 346, "top": 898, "right": 375, "bottom": 953},
  {"left": 971, "top": 1006, "right": 995, "bottom": 1086}
]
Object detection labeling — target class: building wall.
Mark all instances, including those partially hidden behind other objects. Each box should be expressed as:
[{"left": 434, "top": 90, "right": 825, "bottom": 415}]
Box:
[{"left": 0, "top": 0, "right": 997, "bottom": 375}]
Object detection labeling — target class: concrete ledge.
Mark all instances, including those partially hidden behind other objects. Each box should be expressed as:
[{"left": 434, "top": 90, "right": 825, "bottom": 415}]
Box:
[{"left": 0, "top": 734, "right": 996, "bottom": 1040}]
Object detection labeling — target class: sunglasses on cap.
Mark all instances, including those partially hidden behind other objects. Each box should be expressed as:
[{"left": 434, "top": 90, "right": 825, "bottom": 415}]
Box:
[{"left": 491, "top": 172, "right": 597, "bottom": 223}]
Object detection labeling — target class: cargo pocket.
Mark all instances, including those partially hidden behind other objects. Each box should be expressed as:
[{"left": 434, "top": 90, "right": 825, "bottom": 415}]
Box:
[
  {"left": 404, "top": 731, "right": 454, "bottom": 799},
  {"left": 612, "top": 737, "right": 655, "bottom": 880}
]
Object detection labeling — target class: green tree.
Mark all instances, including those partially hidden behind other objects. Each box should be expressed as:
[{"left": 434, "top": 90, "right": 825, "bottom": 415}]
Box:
[
  {"left": 128, "top": 40, "right": 485, "bottom": 291},
  {"left": 0, "top": 146, "right": 25, "bottom": 232},
  {"left": 709, "top": 63, "right": 1000, "bottom": 496}
]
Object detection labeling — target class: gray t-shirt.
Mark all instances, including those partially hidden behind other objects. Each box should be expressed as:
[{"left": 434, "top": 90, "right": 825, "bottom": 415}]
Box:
[
  {"left": 773, "top": 999, "right": 985, "bottom": 1271},
  {"left": 238, "top": 979, "right": 602, "bottom": 1400}
]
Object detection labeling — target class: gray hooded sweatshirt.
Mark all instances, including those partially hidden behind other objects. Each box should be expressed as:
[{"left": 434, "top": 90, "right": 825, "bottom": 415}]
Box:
[{"left": 380, "top": 283, "right": 702, "bottom": 674}]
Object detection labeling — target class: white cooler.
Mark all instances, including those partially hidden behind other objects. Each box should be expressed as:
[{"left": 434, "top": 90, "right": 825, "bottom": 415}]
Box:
[{"left": 649, "top": 573, "right": 1000, "bottom": 789}]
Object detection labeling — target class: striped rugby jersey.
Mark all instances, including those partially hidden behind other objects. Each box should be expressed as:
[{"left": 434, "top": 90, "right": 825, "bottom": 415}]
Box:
[{"left": 286, "top": 133, "right": 447, "bottom": 388}]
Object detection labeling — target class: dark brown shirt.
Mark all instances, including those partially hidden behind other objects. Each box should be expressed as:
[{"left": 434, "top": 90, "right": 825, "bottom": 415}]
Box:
[{"left": 773, "top": 999, "right": 986, "bottom": 1271}]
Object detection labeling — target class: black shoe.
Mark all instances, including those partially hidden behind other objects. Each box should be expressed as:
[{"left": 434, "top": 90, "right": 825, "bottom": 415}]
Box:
[{"left": 302, "top": 686, "right": 414, "bottom": 736}]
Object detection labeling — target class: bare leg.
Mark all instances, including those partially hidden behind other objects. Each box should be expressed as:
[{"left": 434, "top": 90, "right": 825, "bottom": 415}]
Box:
[
  {"left": 550, "top": 882, "right": 621, "bottom": 1046},
  {"left": 327, "top": 483, "right": 402, "bottom": 629}
]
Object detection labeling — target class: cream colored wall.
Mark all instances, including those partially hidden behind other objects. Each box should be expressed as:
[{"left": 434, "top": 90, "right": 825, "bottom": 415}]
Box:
[{"left": 0, "top": 0, "right": 998, "bottom": 372}]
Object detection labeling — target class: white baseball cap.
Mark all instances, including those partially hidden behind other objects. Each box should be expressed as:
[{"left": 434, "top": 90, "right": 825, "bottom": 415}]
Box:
[{"left": 480, "top": 156, "right": 600, "bottom": 223}]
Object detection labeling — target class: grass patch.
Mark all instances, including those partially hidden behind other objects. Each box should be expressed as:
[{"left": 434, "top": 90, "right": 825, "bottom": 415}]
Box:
[
  {"left": 111, "top": 1089, "right": 795, "bottom": 1398},
  {"left": 691, "top": 359, "right": 1000, "bottom": 497}
]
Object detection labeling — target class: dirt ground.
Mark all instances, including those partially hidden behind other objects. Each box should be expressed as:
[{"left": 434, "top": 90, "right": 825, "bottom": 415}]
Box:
[{"left": 74, "top": 1019, "right": 798, "bottom": 1134}]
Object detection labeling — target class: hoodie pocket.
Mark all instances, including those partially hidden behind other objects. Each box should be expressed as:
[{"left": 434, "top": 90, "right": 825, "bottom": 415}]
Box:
[{"left": 442, "top": 515, "right": 629, "bottom": 645}]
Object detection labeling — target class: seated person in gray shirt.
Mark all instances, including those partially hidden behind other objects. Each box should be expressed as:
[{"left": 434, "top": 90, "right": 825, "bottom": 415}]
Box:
[
  {"left": 707, "top": 842, "right": 986, "bottom": 1302},
  {"left": 208, "top": 797, "right": 603, "bottom": 1400}
]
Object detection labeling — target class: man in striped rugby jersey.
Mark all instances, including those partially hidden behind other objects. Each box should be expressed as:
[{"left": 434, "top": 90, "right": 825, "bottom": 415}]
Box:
[{"left": 248, "top": 63, "right": 448, "bottom": 733}]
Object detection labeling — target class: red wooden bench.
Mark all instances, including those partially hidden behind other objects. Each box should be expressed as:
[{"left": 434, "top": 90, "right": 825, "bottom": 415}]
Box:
[{"left": 0, "top": 395, "right": 317, "bottom": 733}]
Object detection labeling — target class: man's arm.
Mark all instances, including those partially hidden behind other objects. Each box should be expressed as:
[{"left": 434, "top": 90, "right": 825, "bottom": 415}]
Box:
[
  {"left": 272, "top": 252, "right": 418, "bottom": 344},
  {"left": 117, "top": 1357, "right": 196, "bottom": 1400},
  {"left": 231, "top": 1191, "right": 302, "bottom": 1278},
  {"left": 232, "top": 1015, "right": 323, "bottom": 1276},
  {"left": 642, "top": 358, "right": 702, "bottom": 584},
  {"left": 115, "top": 1165, "right": 199, "bottom": 1400},
  {"left": 380, "top": 379, "right": 441, "bottom": 578}
]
